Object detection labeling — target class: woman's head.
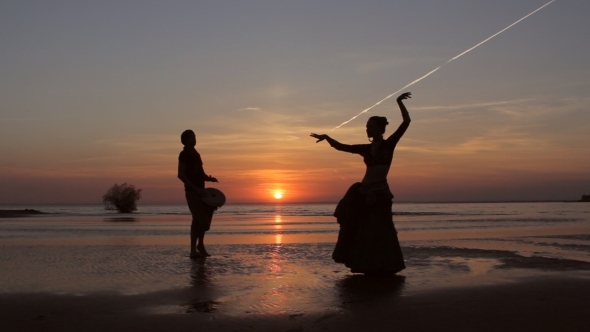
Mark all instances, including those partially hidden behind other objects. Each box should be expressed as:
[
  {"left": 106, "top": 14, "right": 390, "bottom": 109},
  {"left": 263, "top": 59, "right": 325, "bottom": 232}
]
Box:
[{"left": 366, "top": 116, "right": 388, "bottom": 138}]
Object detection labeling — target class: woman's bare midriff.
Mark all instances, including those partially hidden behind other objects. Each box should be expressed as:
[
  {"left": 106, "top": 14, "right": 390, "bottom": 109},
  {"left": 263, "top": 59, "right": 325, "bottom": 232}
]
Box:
[{"left": 361, "top": 165, "right": 390, "bottom": 185}]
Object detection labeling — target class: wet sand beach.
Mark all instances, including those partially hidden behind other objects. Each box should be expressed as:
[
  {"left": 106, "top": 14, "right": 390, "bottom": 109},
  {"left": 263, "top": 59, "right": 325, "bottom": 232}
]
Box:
[
  {"left": 1, "top": 203, "right": 589, "bottom": 331},
  {"left": 1, "top": 277, "right": 589, "bottom": 332}
]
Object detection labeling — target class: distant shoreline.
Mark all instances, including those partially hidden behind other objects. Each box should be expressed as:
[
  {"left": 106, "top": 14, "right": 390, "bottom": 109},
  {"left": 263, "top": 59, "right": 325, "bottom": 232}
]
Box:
[{"left": 0, "top": 209, "right": 47, "bottom": 218}]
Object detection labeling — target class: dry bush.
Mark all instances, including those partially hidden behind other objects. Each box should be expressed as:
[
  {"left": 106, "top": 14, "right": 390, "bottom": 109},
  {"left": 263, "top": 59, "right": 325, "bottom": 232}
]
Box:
[{"left": 102, "top": 183, "right": 142, "bottom": 213}]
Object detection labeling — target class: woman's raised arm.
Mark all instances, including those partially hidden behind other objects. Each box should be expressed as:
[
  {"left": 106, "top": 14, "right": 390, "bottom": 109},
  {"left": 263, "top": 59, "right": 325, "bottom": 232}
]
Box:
[
  {"left": 387, "top": 92, "right": 412, "bottom": 143},
  {"left": 397, "top": 92, "right": 412, "bottom": 123}
]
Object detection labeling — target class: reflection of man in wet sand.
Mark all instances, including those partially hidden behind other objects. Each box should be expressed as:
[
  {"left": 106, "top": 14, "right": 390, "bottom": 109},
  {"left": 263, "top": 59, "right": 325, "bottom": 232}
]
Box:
[{"left": 177, "top": 130, "right": 218, "bottom": 259}]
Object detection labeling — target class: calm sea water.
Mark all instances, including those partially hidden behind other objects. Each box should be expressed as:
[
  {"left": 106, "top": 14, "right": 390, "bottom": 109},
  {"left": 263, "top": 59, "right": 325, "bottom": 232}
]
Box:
[
  {"left": 1, "top": 202, "right": 589, "bottom": 239},
  {"left": 3, "top": 201, "right": 590, "bottom": 218},
  {"left": 1, "top": 202, "right": 589, "bottom": 308},
  {"left": 0, "top": 203, "right": 336, "bottom": 216}
]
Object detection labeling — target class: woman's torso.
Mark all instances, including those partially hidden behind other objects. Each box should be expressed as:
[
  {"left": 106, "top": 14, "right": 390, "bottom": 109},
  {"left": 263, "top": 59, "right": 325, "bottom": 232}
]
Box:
[{"left": 360, "top": 140, "right": 394, "bottom": 185}]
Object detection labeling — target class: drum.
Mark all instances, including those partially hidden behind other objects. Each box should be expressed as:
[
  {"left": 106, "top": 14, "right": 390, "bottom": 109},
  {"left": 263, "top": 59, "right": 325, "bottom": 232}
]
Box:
[{"left": 202, "top": 188, "right": 226, "bottom": 207}]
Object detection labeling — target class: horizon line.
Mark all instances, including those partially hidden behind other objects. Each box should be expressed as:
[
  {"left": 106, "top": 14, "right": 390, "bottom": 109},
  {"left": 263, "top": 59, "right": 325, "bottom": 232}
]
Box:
[{"left": 1, "top": 199, "right": 585, "bottom": 206}]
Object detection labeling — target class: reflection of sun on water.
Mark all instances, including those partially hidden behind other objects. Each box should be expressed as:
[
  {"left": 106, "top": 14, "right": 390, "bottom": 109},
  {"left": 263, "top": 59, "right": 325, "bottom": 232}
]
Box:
[
  {"left": 270, "top": 243, "right": 282, "bottom": 272},
  {"left": 274, "top": 215, "right": 282, "bottom": 243}
]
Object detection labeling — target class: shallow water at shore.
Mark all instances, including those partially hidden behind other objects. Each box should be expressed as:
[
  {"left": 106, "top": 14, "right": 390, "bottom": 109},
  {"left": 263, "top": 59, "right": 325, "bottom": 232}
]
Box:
[
  {"left": 1, "top": 202, "right": 589, "bottom": 317},
  {"left": 2, "top": 241, "right": 590, "bottom": 317}
]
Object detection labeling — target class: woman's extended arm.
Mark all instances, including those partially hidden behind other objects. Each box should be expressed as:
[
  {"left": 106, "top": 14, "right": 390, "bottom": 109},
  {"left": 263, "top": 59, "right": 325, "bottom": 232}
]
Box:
[{"left": 310, "top": 133, "right": 363, "bottom": 154}]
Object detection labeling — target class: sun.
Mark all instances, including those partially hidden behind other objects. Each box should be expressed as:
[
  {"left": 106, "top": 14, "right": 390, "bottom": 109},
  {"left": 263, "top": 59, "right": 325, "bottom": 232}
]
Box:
[{"left": 274, "top": 192, "right": 283, "bottom": 200}]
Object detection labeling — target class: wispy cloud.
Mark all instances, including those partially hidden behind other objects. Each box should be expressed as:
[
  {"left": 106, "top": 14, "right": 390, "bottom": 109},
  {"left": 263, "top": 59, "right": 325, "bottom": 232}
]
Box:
[
  {"left": 412, "top": 98, "right": 534, "bottom": 111},
  {"left": 238, "top": 107, "right": 261, "bottom": 112},
  {"left": 0, "top": 117, "right": 44, "bottom": 122},
  {"left": 237, "top": 107, "right": 283, "bottom": 116}
]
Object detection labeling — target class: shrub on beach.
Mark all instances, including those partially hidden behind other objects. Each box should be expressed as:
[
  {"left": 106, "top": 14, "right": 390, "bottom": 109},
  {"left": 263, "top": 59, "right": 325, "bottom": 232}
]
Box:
[{"left": 102, "top": 183, "right": 142, "bottom": 213}]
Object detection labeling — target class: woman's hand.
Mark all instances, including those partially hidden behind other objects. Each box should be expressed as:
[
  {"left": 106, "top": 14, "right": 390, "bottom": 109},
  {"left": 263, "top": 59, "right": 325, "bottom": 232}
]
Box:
[
  {"left": 209, "top": 175, "right": 219, "bottom": 183},
  {"left": 397, "top": 92, "right": 412, "bottom": 102},
  {"left": 310, "top": 133, "right": 329, "bottom": 143}
]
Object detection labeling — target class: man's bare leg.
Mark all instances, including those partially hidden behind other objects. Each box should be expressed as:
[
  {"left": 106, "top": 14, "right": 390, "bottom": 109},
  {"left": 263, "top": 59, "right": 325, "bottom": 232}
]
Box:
[
  {"left": 190, "top": 222, "right": 202, "bottom": 258},
  {"left": 197, "top": 232, "right": 210, "bottom": 257}
]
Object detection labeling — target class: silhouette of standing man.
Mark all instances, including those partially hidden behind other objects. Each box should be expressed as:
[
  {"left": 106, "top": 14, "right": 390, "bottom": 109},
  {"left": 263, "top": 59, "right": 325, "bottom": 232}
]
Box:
[{"left": 177, "top": 130, "right": 218, "bottom": 259}]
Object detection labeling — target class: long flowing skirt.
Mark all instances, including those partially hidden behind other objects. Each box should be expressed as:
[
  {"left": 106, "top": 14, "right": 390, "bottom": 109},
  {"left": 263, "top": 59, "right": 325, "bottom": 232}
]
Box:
[{"left": 332, "top": 182, "right": 405, "bottom": 274}]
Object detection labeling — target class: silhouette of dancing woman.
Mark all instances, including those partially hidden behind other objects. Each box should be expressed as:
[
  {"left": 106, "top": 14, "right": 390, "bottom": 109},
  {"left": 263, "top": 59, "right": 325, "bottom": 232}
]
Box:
[
  {"left": 311, "top": 92, "right": 412, "bottom": 275},
  {"left": 177, "top": 130, "right": 218, "bottom": 259}
]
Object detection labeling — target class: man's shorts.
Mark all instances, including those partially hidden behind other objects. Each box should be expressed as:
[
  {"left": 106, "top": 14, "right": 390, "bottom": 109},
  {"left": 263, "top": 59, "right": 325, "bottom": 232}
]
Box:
[{"left": 185, "top": 191, "right": 214, "bottom": 232}]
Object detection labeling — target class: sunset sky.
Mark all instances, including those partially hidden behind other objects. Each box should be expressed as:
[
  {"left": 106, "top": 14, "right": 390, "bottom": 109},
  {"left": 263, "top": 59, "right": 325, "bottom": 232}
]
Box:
[{"left": 1, "top": 0, "right": 589, "bottom": 204}]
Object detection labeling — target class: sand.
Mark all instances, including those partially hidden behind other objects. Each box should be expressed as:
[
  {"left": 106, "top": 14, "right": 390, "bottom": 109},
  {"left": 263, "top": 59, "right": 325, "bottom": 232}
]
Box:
[
  {"left": 1, "top": 277, "right": 588, "bottom": 332},
  {"left": 1, "top": 209, "right": 589, "bottom": 331}
]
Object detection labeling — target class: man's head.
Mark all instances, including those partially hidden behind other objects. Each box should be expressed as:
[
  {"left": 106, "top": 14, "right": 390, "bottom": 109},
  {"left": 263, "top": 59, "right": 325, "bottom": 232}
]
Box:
[{"left": 181, "top": 130, "right": 196, "bottom": 147}]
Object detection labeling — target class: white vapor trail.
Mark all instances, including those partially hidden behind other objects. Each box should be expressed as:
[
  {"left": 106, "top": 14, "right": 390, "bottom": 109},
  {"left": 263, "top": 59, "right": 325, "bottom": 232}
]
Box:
[{"left": 330, "top": 0, "right": 556, "bottom": 132}]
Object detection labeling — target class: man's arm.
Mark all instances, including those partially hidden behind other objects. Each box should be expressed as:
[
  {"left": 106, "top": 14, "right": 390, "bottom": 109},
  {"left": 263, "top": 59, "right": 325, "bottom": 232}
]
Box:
[
  {"left": 204, "top": 172, "right": 219, "bottom": 183},
  {"left": 178, "top": 162, "right": 206, "bottom": 195}
]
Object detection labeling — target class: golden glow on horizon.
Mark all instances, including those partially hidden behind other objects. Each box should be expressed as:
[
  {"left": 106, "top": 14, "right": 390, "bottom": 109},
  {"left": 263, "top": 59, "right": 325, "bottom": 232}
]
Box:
[{"left": 274, "top": 192, "right": 283, "bottom": 200}]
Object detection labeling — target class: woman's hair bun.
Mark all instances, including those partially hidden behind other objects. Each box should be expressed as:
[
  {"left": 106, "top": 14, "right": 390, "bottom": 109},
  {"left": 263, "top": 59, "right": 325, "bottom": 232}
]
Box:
[{"left": 369, "top": 116, "right": 389, "bottom": 127}]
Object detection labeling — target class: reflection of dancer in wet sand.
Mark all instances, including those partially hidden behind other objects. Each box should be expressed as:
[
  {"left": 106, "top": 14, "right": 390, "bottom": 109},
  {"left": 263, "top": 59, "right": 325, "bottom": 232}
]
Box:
[
  {"left": 311, "top": 92, "right": 412, "bottom": 275},
  {"left": 177, "top": 130, "right": 219, "bottom": 259}
]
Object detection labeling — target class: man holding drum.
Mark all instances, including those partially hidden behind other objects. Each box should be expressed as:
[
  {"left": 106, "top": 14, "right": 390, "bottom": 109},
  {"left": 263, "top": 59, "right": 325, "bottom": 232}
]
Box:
[{"left": 177, "top": 129, "right": 219, "bottom": 259}]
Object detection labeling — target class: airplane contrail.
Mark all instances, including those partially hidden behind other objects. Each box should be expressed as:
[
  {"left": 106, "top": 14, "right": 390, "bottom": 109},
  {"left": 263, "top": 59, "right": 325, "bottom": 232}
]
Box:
[{"left": 330, "top": 0, "right": 556, "bottom": 132}]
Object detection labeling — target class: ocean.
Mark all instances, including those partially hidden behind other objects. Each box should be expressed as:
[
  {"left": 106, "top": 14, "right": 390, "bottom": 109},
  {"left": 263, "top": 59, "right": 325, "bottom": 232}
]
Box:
[
  {"left": 1, "top": 202, "right": 589, "bottom": 250},
  {"left": 1, "top": 202, "right": 589, "bottom": 315}
]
